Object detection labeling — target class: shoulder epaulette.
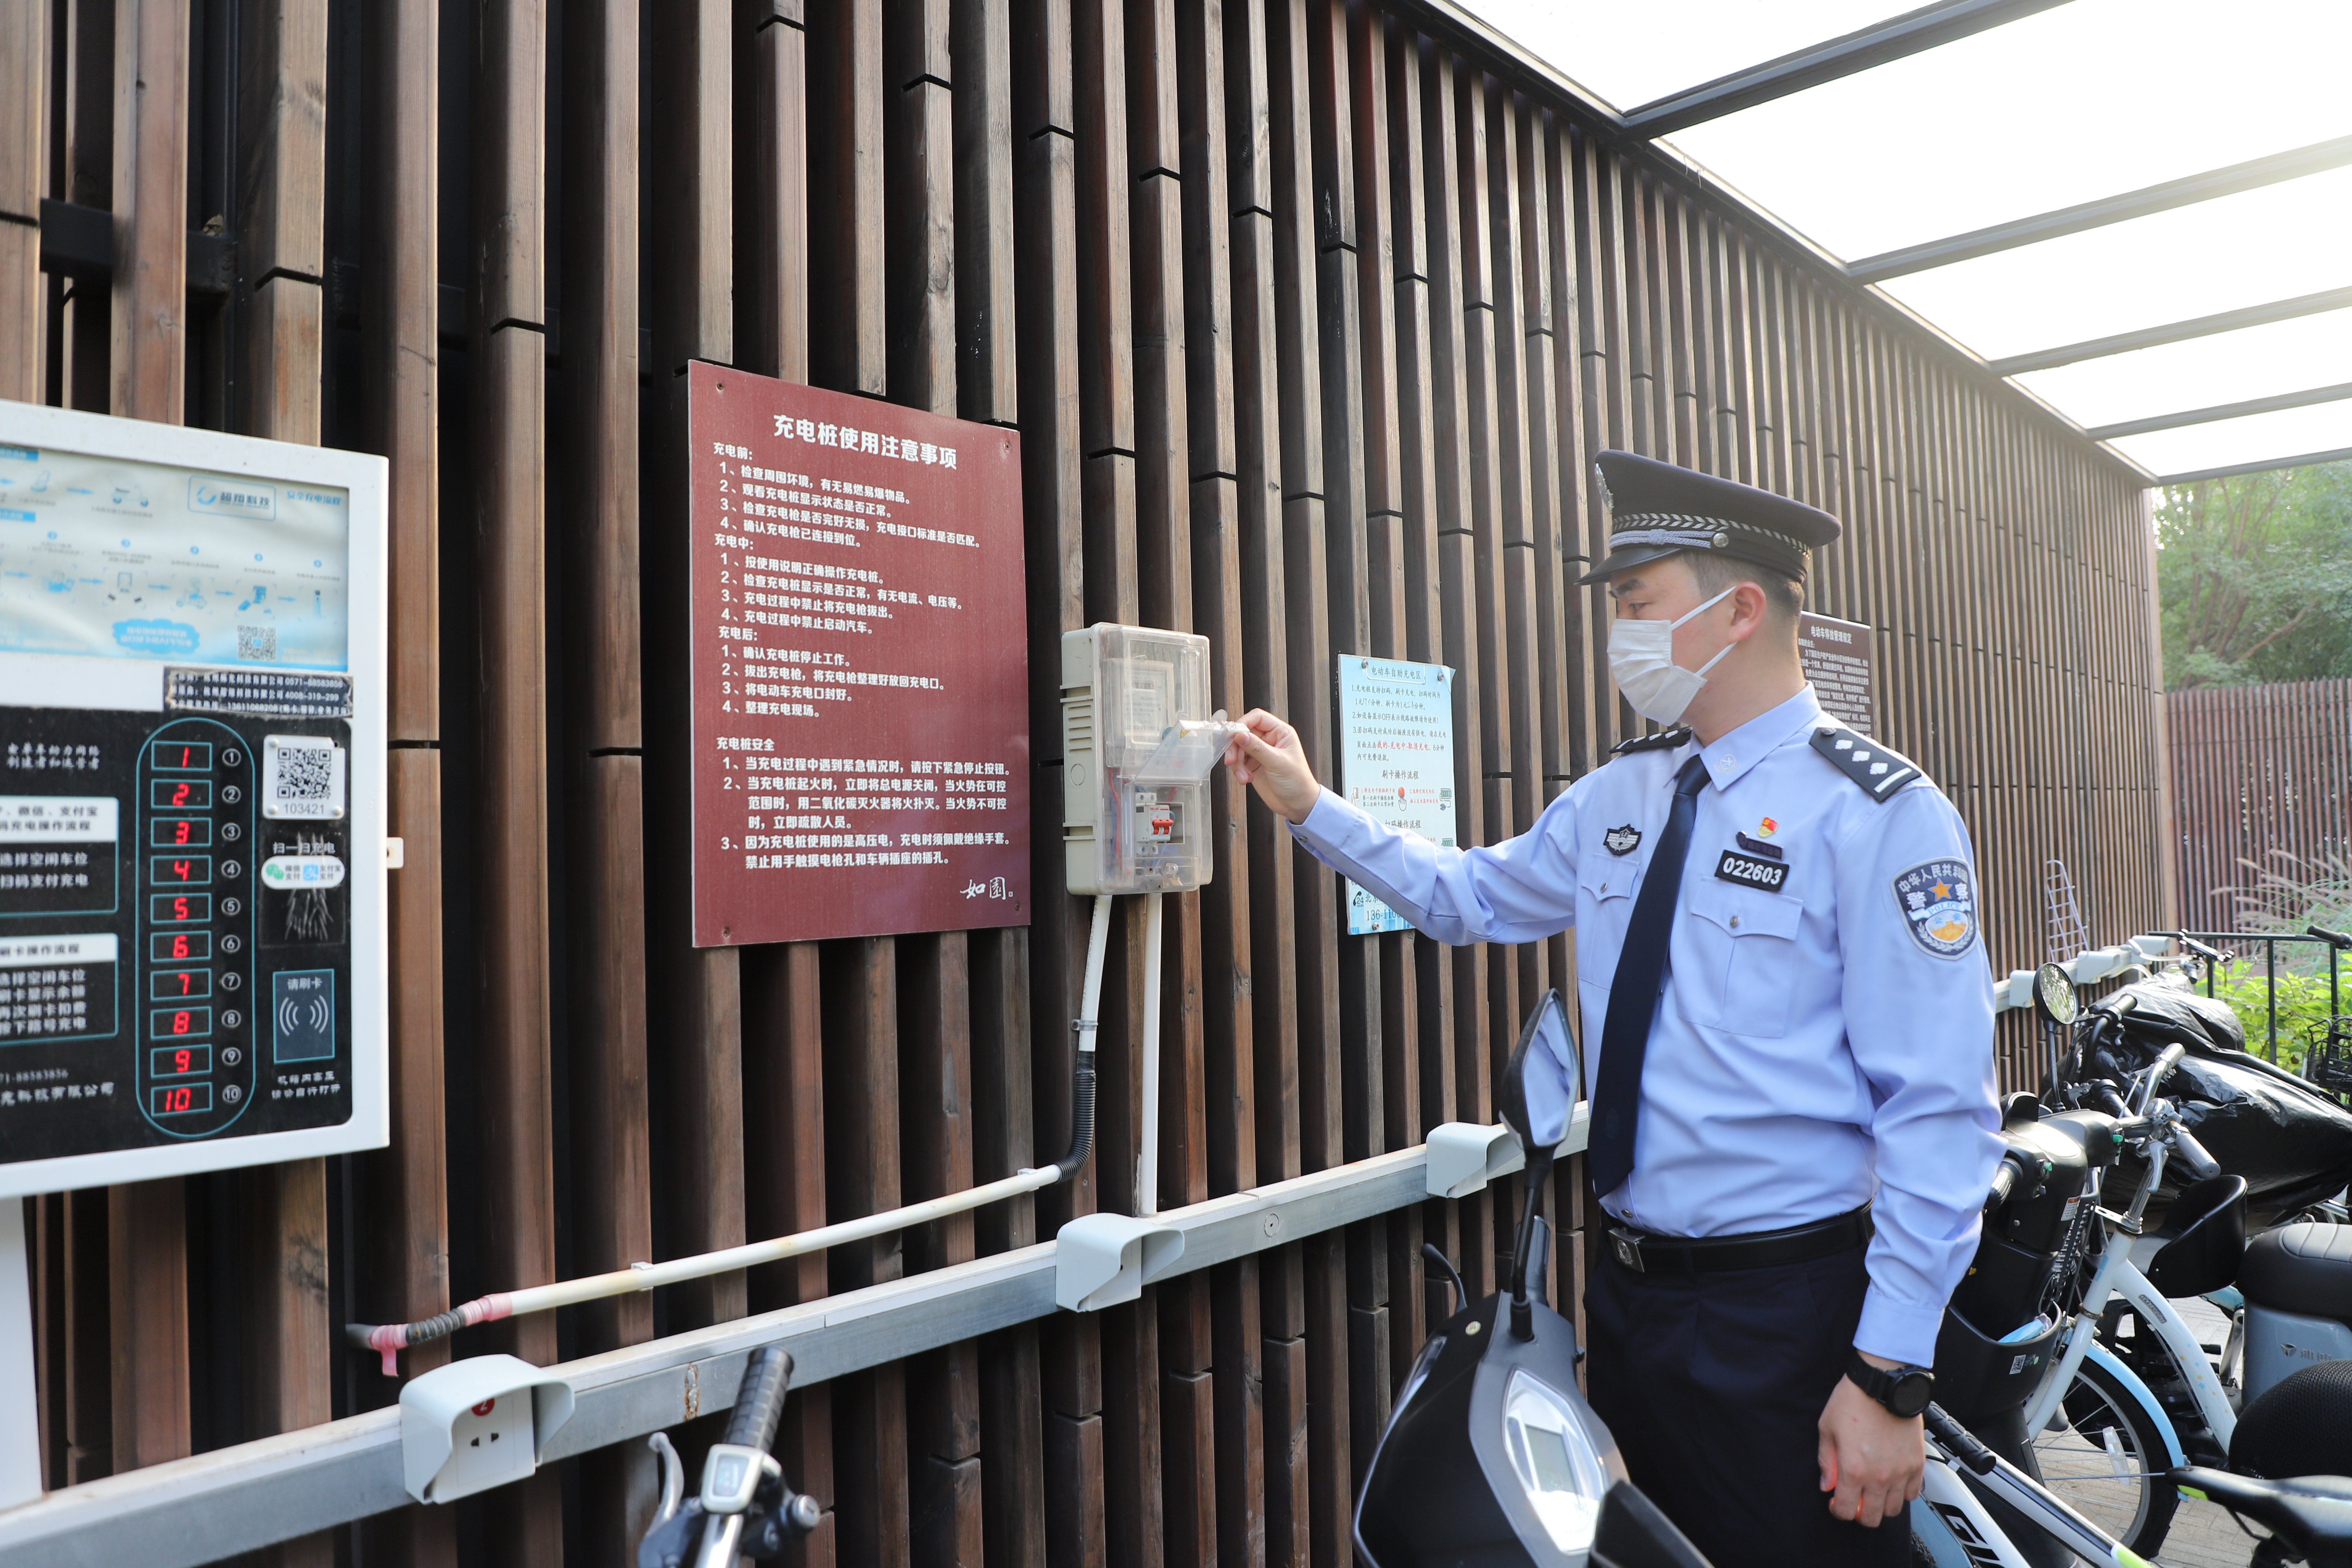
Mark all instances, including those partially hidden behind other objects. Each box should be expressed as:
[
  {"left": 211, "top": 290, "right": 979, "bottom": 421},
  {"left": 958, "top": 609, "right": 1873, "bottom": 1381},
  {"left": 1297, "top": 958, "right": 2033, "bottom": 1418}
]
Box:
[
  {"left": 1609, "top": 725, "right": 1692, "bottom": 757},
  {"left": 1808, "top": 725, "right": 1924, "bottom": 802}
]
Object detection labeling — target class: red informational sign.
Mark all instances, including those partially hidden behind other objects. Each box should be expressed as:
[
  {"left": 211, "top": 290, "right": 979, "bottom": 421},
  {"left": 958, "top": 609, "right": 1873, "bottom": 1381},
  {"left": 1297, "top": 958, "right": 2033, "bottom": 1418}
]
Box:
[{"left": 686, "top": 363, "right": 1029, "bottom": 946}]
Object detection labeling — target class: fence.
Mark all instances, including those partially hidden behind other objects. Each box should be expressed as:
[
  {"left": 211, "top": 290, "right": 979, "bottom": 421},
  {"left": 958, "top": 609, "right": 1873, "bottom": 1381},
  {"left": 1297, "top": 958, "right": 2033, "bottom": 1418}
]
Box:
[
  {"left": 2168, "top": 679, "right": 2352, "bottom": 933},
  {"left": 4, "top": 0, "right": 2169, "bottom": 1563}
]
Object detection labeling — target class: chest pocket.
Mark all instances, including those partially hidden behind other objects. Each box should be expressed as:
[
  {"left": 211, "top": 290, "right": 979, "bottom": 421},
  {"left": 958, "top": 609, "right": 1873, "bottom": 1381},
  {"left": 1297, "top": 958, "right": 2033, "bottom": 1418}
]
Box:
[
  {"left": 1577, "top": 859, "right": 1640, "bottom": 987},
  {"left": 1685, "top": 880, "right": 1805, "bottom": 1038}
]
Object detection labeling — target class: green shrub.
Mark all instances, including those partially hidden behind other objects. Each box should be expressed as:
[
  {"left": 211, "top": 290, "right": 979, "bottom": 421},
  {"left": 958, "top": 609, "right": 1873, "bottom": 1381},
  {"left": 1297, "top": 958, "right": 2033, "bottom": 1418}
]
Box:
[{"left": 2207, "top": 970, "right": 2347, "bottom": 1073}]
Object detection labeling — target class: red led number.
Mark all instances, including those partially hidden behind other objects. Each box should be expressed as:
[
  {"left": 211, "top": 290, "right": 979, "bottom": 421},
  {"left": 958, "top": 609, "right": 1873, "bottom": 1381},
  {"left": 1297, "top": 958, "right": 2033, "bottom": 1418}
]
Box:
[
  {"left": 174, "top": 821, "right": 191, "bottom": 845},
  {"left": 172, "top": 783, "right": 191, "bottom": 807},
  {"left": 173, "top": 897, "right": 190, "bottom": 921},
  {"left": 174, "top": 1049, "right": 192, "bottom": 1074},
  {"left": 171, "top": 1011, "right": 191, "bottom": 1035},
  {"left": 170, "top": 935, "right": 190, "bottom": 960},
  {"left": 163, "top": 1087, "right": 193, "bottom": 1113}
]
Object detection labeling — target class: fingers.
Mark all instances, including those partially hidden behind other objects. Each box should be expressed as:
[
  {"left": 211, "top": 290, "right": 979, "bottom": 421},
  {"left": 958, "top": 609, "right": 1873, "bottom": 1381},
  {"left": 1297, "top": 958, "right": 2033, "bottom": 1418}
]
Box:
[{"left": 1239, "top": 708, "right": 1295, "bottom": 750}]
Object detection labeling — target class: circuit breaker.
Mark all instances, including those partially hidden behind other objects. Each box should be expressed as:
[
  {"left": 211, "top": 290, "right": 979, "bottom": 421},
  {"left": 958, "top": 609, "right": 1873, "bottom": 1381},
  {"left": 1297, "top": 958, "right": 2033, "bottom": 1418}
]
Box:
[
  {"left": 1059, "top": 625, "right": 1227, "bottom": 896},
  {"left": 0, "top": 400, "right": 388, "bottom": 1197}
]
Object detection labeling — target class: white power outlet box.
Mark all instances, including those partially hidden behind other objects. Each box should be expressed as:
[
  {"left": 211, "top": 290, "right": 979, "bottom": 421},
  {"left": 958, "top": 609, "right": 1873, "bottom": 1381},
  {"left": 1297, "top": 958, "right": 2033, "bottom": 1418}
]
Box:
[
  {"left": 399, "top": 1353, "right": 576, "bottom": 1504},
  {"left": 1060, "top": 625, "right": 1219, "bottom": 895}
]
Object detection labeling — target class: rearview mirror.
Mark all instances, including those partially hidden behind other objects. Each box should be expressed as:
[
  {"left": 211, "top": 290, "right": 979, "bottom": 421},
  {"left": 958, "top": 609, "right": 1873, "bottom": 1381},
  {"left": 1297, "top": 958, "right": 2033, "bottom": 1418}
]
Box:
[
  {"left": 1501, "top": 989, "right": 1580, "bottom": 1161},
  {"left": 2032, "top": 962, "right": 2078, "bottom": 1027}
]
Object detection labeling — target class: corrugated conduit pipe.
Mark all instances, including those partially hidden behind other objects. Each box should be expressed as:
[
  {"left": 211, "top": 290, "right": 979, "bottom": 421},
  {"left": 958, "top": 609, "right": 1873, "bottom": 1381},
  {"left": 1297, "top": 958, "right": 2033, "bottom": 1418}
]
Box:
[{"left": 347, "top": 894, "right": 1118, "bottom": 1376}]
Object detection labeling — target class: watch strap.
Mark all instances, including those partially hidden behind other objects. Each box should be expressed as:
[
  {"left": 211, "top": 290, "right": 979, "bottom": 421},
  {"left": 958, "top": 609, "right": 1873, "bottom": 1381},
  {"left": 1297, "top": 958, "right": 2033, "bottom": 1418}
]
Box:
[{"left": 1845, "top": 1349, "right": 1932, "bottom": 1416}]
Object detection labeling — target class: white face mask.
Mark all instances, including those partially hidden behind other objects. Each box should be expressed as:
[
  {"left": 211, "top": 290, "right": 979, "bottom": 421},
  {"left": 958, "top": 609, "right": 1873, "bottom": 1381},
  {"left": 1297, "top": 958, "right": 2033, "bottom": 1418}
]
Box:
[{"left": 1606, "top": 585, "right": 1737, "bottom": 724}]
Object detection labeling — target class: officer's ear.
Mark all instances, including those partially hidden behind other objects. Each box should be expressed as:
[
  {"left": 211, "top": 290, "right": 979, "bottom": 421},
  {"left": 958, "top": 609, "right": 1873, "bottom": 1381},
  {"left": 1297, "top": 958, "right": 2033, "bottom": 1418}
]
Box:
[{"left": 1725, "top": 578, "right": 1772, "bottom": 639}]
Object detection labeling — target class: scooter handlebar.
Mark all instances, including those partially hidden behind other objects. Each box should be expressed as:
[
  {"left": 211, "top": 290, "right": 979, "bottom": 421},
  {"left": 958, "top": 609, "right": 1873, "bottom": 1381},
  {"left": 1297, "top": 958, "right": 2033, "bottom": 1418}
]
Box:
[
  {"left": 1983, "top": 1155, "right": 2024, "bottom": 1213},
  {"left": 2168, "top": 1125, "right": 2221, "bottom": 1183},
  {"left": 725, "top": 1347, "right": 794, "bottom": 1453}
]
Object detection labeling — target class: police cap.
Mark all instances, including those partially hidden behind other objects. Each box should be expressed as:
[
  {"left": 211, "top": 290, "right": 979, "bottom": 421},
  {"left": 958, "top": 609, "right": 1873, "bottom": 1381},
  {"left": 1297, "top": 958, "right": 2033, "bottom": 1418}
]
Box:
[{"left": 1578, "top": 451, "right": 1840, "bottom": 586}]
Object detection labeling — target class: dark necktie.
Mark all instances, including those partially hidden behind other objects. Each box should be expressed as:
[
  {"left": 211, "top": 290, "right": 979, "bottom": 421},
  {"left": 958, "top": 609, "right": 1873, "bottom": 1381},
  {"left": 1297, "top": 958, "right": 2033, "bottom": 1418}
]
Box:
[{"left": 1587, "top": 753, "right": 1709, "bottom": 1197}]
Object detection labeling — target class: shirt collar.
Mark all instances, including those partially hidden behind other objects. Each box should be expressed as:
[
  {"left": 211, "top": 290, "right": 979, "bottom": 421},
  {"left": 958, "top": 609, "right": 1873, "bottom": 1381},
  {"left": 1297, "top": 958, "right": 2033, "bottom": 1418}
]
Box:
[{"left": 1695, "top": 686, "right": 1826, "bottom": 792}]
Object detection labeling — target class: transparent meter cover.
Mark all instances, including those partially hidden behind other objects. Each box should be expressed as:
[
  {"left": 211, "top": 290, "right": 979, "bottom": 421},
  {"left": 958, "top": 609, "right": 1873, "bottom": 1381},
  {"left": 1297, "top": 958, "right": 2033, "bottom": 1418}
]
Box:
[{"left": 1129, "top": 711, "right": 1240, "bottom": 786}]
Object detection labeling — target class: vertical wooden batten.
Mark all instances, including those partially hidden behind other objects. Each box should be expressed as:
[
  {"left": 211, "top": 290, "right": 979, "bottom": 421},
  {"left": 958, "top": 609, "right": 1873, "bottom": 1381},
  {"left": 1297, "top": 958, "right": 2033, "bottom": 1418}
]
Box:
[
  {"left": 230, "top": 6, "right": 334, "bottom": 1561},
  {"left": 104, "top": 0, "right": 191, "bottom": 1479},
  {"left": 0, "top": 0, "right": 47, "bottom": 402}
]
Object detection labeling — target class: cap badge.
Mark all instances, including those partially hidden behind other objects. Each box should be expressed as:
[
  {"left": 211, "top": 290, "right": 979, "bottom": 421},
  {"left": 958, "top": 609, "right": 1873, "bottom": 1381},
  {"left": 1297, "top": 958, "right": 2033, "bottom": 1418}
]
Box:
[
  {"left": 1756, "top": 817, "right": 1778, "bottom": 838},
  {"left": 1603, "top": 824, "right": 1642, "bottom": 857}
]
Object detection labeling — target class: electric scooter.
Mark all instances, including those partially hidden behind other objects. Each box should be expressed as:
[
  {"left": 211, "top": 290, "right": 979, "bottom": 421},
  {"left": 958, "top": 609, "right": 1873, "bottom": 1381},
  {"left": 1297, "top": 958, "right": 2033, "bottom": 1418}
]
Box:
[
  {"left": 1353, "top": 990, "right": 1712, "bottom": 1568},
  {"left": 2017, "top": 980, "right": 2352, "bottom": 1541}
]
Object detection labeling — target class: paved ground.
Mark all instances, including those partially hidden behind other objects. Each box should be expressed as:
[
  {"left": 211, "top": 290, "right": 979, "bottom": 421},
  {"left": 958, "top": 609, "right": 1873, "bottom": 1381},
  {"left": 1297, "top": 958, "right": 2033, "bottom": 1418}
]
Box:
[{"left": 2121, "top": 1297, "right": 2260, "bottom": 1568}]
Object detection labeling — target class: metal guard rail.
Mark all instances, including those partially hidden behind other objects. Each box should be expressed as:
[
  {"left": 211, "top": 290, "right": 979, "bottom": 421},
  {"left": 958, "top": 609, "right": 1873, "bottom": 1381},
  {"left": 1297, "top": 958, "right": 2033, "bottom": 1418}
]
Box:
[{"left": 0, "top": 1113, "right": 1577, "bottom": 1567}]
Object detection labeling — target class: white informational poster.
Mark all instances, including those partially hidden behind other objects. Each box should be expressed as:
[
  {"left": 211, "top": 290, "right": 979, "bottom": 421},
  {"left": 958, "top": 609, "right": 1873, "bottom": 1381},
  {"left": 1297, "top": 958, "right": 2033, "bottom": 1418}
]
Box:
[{"left": 1335, "top": 655, "right": 1457, "bottom": 936}]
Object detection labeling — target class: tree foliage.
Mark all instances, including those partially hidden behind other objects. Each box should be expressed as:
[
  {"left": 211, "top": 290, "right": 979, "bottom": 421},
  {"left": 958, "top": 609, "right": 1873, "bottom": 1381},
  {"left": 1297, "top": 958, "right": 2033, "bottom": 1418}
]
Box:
[{"left": 2156, "top": 461, "right": 2352, "bottom": 688}]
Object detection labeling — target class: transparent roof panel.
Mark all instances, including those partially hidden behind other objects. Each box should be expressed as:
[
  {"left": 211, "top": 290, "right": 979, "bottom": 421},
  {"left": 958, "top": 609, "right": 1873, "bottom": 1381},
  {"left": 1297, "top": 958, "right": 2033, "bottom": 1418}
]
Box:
[
  {"left": 1449, "top": 0, "right": 2352, "bottom": 480},
  {"left": 2108, "top": 400, "right": 2352, "bottom": 481},
  {"left": 1872, "top": 166, "right": 2352, "bottom": 363},
  {"left": 2014, "top": 308, "right": 2352, "bottom": 433},
  {"left": 1660, "top": 0, "right": 2352, "bottom": 261}
]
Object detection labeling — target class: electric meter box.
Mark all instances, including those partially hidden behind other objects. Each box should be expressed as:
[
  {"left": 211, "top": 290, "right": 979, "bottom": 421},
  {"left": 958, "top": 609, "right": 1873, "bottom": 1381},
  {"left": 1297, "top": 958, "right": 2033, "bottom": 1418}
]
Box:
[
  {"left": 1060, "top": 625, "right": 1217, "bottom": 895},
  {"left": 0, "top": 400, "right": 389, "bottom": 1198}
]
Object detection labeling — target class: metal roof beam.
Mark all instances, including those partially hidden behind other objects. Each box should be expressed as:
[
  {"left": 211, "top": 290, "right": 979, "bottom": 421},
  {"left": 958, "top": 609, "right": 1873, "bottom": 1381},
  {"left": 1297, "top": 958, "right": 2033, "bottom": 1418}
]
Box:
[
  {"left": 2154, "top": 446, "right": 2352, "bottom": 487},
  {"left": 1849, "top": 135, "right": 2352, "bottom": 284},
  {"left": 1622, "top": 0, "right": 2072, "bottom": 137},
  {"left": 2085, "top": 381, "right": 2352, "bottom": 442},
  {"left": 1988, "top": 286, "right": 2352, "bottom": 377}
]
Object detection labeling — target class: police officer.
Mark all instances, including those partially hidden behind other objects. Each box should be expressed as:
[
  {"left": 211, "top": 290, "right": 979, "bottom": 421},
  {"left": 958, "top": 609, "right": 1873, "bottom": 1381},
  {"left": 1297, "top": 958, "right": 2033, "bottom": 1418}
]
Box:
[{"left": 1222, "top": 451, "right": 2001, "bottom": 1567}]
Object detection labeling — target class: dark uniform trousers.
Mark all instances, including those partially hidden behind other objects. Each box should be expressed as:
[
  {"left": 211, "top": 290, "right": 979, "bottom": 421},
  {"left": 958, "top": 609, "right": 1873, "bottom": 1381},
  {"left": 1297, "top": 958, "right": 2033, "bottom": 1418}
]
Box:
[{"left": 1586, "top": 1240, "right": 1910, "bottom": 1568}]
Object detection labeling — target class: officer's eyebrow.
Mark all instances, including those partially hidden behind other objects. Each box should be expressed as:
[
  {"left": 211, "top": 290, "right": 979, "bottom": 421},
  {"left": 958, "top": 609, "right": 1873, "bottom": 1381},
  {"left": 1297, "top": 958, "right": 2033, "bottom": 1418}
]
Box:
[{"left": 1608, "top": 573, "right": 1650, "bottom": 602}]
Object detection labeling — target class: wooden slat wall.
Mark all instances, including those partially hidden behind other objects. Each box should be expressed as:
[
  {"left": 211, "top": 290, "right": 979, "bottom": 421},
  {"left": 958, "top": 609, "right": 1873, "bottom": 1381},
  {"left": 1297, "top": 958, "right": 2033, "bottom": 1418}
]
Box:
[
  {"left": 2168, "top": 680, "right": 2352, "bottom": 933},
  {"left": 11, "top": 3, "right": 2172, "bottom": 1563}
]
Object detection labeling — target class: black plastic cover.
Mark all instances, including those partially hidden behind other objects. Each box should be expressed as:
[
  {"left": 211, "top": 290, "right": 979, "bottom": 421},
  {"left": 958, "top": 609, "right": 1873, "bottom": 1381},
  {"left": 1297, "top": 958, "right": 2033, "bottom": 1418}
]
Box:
[
  {"left": 2143, "top": 1174, "right": 2247, "bottom": 1298},
  {"left": 2085, "top": 982, "right": 2352, "bottom": 1226}
]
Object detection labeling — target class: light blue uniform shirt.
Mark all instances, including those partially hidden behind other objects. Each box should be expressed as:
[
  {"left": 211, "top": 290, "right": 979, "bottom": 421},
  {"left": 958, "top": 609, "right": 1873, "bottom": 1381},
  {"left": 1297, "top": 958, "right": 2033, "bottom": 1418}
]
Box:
[{"left": 1292, "top": 685, "right": 2002, "bottom": 1366}]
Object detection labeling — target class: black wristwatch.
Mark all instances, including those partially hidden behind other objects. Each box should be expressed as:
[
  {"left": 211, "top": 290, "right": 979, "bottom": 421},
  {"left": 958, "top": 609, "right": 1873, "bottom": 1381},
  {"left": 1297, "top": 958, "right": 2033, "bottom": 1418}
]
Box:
[{"left": 1845, "top": 1350, "right": 1935, "bottom": 1418}]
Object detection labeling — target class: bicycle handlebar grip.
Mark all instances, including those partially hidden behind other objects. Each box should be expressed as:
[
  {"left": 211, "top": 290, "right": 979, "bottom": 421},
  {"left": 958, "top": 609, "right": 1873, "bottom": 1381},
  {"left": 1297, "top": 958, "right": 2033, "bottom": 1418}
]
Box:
[
  {"left": 1922, "top": 1404, "right": 1996, "bottom": 1475},
  {"left": 725, "top": 1346, "right": 795, "bottom": 1452},
  {"left": 2308, "top": 924, "right": 2352, "bottom": 952},
  {"left": 2170, "top": 1127, "right": 2221, "bottom": 1182},
  {"left": 2150, "top": 1043, "right": 2186, "bottom": 1084}
]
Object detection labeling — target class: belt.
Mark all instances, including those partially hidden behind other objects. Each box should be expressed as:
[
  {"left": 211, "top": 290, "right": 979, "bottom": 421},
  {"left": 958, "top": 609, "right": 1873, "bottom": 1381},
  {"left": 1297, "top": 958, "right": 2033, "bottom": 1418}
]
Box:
[{"left": 1606, "top": 1205, "right": 1873, "bottom": 1276}]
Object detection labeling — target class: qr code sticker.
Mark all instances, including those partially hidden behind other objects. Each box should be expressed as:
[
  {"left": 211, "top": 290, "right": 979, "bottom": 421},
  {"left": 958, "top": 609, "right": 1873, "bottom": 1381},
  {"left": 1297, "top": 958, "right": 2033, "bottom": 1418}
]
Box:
[
  {"left": 263, "top": 735, "right": 347, "bottom": 820},
  {"left": 238, "top": 625, "right": 279, "bottom": 662}
]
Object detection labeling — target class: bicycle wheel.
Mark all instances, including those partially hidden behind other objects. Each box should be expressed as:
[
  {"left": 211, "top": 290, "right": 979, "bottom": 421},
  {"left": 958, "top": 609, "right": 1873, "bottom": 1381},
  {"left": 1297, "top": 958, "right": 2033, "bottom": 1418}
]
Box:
[{"left": 2029, "top": 1357, "right": 2179, "bottom": 1556}]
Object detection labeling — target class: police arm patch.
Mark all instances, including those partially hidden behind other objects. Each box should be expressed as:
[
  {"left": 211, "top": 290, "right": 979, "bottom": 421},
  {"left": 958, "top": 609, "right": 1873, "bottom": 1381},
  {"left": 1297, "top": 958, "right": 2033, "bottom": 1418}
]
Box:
[{"left": 1892, "top": 859, "right": 1978, "bottom": 959}]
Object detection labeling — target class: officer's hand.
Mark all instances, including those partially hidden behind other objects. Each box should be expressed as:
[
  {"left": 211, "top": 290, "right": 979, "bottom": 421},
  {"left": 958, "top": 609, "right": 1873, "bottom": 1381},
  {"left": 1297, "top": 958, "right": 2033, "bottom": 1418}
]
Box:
[
  {"left": 1816, "top": 1362, "right": 1924, "bottom": 1530},
  {"left": 1223, "top": 709, "right": 1321, "bottom": 825}
]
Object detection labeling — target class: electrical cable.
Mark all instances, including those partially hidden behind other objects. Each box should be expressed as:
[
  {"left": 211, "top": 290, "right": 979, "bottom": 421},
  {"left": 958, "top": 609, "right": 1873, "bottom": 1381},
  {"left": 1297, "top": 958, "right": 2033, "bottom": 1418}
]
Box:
[{"left": 346, "top": 894, "right": 1119, "bottom": 1376}]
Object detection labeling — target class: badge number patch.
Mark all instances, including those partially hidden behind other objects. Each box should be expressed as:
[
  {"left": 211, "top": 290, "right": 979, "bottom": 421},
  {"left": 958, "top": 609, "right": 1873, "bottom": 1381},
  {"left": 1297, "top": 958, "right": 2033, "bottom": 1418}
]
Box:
[
  {"left": 1715, "top": 849, "right": 1787, "bottom": 892},
  {"left": 1603, "top": 824, "right": 1642, "bottom": 857},
  {"left": 1893, "top": 859, "right": 1978, "bottom": 958}
]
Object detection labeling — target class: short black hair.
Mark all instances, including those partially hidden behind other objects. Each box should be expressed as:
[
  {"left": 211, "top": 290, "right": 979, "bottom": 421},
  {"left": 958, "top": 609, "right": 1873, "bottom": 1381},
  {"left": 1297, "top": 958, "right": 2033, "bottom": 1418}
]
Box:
[{"left": 1681, "top": 550, "right": 1804, "bottom": 628}]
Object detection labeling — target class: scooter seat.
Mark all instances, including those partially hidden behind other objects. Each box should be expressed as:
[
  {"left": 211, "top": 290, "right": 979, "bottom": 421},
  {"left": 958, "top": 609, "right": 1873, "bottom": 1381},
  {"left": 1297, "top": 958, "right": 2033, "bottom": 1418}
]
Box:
[{"left": 2240, "top": 1223, "right": 2352, "bottom": 1326}]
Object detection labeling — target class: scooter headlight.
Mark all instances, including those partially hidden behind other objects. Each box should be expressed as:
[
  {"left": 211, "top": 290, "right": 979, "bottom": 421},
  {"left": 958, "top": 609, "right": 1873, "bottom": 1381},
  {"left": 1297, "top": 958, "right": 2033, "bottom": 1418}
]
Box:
[{"left": 1501, "top": 1368, "right": 1610, "bottom": 1554}]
